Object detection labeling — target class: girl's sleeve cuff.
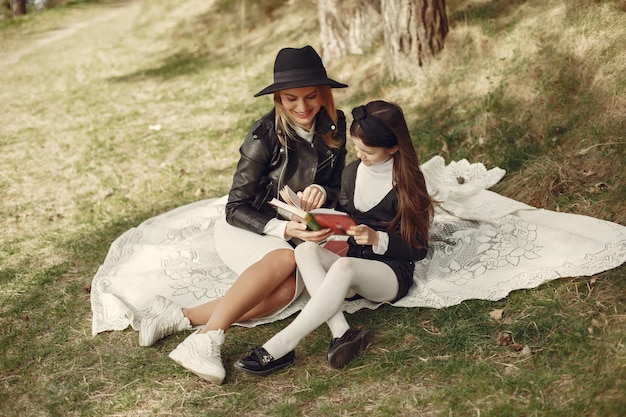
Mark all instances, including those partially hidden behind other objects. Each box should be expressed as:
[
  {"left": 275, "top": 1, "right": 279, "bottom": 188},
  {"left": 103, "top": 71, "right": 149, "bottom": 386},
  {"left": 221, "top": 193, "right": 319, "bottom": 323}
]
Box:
[{"left": 373, "top": 231, "right": 389, "bottom": 254}]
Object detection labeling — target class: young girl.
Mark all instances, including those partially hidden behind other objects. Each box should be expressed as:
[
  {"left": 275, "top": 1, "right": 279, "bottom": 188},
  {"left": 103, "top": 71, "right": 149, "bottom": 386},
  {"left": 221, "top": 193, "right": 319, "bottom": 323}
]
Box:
[
  {"left": 138, "top": 45, "right": 348, "bottom": 384},
  {"left": 234, "top": 100, "right": 434, "bottom": 375}
]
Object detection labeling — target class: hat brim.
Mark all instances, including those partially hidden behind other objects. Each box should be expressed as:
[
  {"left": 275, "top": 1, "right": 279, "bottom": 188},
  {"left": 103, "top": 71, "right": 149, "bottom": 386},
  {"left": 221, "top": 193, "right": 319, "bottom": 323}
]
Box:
[{"left": 254, "top": 78, "right": 348, "bottom": 97}]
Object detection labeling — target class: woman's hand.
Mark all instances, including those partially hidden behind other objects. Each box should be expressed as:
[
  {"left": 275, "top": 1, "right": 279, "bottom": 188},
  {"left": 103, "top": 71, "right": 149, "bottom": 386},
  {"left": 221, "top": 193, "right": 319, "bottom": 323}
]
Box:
[
  {"left": 285, "top": 221, "right": 332, "bottom": 243},
  {"left": 346, "top": 224, "right": 379, "bottom": 246},
  {"left": 298, "top": 185, "right": 326, "bottom": 212}
]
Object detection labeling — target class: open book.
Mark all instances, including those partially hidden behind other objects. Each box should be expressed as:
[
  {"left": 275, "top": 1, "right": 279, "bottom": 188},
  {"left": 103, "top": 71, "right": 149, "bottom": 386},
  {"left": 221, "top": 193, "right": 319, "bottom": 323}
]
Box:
[{"left": 268, "top": 185, "right": 356, "bottom": 235}]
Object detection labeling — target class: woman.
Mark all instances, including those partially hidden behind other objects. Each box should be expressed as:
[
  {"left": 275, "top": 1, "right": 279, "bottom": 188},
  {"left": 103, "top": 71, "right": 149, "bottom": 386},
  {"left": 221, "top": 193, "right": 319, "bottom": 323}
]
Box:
[
  {"left": 234, "top": 100, "right": 434, "bottom": 375},
  {"left": 139, "top": 45, "right": 348, "bottom": 384}
]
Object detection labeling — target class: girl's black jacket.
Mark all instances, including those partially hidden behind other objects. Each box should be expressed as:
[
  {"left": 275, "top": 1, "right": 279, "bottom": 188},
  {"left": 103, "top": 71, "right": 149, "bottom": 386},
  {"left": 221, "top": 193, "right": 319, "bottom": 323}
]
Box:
[{"left": 338, "top": 160, "right": 429, "bottom": 302}]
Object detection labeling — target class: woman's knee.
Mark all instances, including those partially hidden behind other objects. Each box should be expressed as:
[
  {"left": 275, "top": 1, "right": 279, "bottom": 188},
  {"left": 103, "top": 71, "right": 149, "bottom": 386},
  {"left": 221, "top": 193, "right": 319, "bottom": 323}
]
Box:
[{"left": 262, "top": 249, "right": 296, "bottom": 271}]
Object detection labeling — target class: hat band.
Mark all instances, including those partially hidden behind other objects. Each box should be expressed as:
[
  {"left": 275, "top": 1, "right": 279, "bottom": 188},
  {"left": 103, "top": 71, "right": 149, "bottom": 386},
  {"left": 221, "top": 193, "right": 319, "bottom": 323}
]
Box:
[{"left": 274, "top": 68, "right": 327, "bottom": 84}]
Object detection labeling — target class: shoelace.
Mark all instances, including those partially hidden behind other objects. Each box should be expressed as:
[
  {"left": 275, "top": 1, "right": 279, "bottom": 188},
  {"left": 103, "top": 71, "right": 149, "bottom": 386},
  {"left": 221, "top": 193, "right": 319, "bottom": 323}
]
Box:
[{"left": 201, "top": 335, "right": 220, "bottom": 356}]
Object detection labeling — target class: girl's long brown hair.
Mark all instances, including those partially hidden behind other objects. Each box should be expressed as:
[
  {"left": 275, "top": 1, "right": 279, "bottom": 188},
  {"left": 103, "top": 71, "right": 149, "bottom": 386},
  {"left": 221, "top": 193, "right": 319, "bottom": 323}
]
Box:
[
  {"left": 350, "top": 100, "right": 434, "bottom": 248},
  {"left": 273, "top": 85, "right": 342, "bottom": 148}
]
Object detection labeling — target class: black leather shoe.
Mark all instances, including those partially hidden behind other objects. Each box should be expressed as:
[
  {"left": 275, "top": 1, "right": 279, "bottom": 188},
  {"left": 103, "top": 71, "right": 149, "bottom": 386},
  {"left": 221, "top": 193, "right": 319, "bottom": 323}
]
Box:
[
  {"left": 327, "top": 328, "right": 372, "bottom": 369},
  {"left": 234, "top": 346, "right": 295, "bottom": 376}
]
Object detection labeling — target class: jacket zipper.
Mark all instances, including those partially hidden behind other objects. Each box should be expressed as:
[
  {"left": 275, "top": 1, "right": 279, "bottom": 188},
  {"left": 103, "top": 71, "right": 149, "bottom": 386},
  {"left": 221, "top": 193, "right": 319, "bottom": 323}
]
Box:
[
  {"left": 277, "top": 144, "right": 288, "bottom": 197},
  {"left": 255, "top": 180, "right": 274, "bottom": 211},
  {"left": 317, "top": 152, "right": 336, "bottom": 170}
]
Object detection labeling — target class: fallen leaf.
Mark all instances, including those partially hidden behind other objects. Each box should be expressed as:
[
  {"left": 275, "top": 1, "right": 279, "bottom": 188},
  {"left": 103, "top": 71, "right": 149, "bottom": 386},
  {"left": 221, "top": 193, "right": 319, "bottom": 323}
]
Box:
[
  {"left": 498, "top": 331, "right": 513, "bottom": 346},
  {"left": 489, "top": 309, "right": 505, "bottom": 320}
]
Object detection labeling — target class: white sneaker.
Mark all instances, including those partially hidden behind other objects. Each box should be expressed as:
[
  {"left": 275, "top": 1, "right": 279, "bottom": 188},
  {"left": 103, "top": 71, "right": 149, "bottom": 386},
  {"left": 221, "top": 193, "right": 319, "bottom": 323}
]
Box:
[
  {"left": 139, "top": 295, "right": 191, "bottom": 347},
  {"left": 168, "top": 330, "right": 226, "bottom": 384}
]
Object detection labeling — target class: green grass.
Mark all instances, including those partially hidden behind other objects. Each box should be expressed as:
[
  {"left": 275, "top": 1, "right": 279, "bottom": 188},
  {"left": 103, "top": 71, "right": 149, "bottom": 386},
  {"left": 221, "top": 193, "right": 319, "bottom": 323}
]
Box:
[{"left": 1, "top": 0, "right": 625, "bottom": 416}]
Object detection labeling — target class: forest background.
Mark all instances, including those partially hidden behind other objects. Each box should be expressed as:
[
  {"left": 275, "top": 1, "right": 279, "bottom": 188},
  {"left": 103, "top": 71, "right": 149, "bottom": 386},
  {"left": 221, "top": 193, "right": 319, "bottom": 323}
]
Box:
[{"left": 1, "top": 0, "right": 625, "bottom": 416}]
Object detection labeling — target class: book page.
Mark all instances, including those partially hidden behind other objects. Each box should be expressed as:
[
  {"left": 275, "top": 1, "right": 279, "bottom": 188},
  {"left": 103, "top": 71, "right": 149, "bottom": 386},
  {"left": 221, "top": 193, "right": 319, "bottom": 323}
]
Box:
[
  {"left": 268, "top": 198, "right": 306, "bottom": 220},
  {"left": 310, "top": 208, "right": 348, "bottom": 215},
  {"left": 279, "top": 185, "right": 302, "bottom": 208}
]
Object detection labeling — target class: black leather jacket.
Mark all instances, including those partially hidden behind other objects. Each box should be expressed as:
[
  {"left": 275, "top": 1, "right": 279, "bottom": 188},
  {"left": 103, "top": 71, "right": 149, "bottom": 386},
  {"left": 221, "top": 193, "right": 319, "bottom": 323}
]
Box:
[{"left": 225, "top": 107, "right": 347, "bottom": 235}]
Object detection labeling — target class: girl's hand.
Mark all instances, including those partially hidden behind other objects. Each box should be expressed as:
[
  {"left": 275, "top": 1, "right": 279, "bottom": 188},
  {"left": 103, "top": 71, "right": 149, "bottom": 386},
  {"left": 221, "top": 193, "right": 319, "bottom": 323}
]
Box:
[
  {"left": 346, "top": 224, "right": 379, "bottom": 246},
  {"left": 298, "top": 185, "right": 326, "bottom": 212},
  {"left": 285, "top": 221, "right": 332, "bottom": 243}
]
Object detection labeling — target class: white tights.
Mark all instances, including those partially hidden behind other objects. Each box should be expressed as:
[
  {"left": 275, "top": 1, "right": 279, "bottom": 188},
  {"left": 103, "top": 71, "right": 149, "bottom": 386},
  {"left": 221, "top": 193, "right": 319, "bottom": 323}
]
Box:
[{"left": 262, "top": 241, "right": 399, "bottom": 360}]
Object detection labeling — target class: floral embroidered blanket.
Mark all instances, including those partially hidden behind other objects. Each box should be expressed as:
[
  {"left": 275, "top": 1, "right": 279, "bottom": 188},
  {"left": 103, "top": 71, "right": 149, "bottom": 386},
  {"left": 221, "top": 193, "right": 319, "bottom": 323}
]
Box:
[{"left": 90, "top": 156, "right": 626, "bottom": 335}]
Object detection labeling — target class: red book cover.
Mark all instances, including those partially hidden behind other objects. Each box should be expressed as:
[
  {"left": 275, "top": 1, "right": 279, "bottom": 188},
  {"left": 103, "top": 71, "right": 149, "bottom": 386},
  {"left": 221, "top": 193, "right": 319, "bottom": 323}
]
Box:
[
  {"left": 322, "top": 239, "right": 350, "bottom": 256},
  {"left": 309, "top": 211, "right": 356, "bottom": 235}
]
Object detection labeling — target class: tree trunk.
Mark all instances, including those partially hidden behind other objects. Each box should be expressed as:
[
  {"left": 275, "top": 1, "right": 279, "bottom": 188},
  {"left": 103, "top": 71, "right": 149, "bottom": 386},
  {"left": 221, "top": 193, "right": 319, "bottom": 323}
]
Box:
[
  {"left": 11, "top": 0, "right": 26, "bottom": 16},
  {"left": 318, "top": 0, "right": 382, "bottom": 63},
  {"left": 381, "top": 0, "right": 448, "bottom": 80}
]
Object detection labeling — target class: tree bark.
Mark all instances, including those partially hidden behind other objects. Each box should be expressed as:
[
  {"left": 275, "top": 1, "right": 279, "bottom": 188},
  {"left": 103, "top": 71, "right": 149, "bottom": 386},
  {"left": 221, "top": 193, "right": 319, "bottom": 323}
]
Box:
[
  {"left": 318, "top": 0, "right": 382, "bottom": 63},
  {"left": 381, "top": 0, "right": 448, "bottom": 79},
  {"left": 11, "top": 0, "right": 26, "bottom": 16}
]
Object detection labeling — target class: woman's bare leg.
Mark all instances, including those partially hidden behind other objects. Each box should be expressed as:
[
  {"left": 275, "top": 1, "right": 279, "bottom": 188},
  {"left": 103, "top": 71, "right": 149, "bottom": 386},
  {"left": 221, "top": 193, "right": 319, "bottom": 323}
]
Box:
[
  {"left": 164, "top": 251, "right": 296, "bottom": 384},
  {"left": 191, "top": 248, "right": 297, "bottom": 334},
  {"left": 182, "top": 299, "right": 220, "bottom": 326},
  {"left": 183, "top": 275, "right": 296, "bottom": 326}
]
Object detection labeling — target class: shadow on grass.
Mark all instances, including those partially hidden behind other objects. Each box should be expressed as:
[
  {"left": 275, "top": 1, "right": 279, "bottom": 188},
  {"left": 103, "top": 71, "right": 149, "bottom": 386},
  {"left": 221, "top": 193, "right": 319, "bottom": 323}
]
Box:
[
  {"left": 108, "top": 0, "right": 289, "bottom": 83},
  {"left": 407, "top": 40, "right": 622, "bottom": 177},
  {"left": 109, "top": 50, "right": 213, "bottom": 82}
]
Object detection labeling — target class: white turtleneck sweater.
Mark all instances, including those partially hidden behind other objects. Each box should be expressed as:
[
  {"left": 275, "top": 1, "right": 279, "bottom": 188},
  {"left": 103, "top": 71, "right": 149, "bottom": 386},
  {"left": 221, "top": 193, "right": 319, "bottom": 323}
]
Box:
[
  {"left": 354, "top": 157, "right": 394, "bottom": 254},
  {"left": 354, "top": 157, "right": 394, "bottom": 212}
]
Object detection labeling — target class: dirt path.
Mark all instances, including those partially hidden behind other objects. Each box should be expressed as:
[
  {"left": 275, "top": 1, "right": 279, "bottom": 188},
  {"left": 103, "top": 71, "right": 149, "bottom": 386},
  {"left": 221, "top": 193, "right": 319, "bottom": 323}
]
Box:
[
  {"left": 0, "top": 0, "right": 149, "bottom": 264},
  {"left": 0, "top": 0, "right": 222, "bottom": 263},
  {"left": 0, "top": 0, "right": 141, "bottom": 69}
]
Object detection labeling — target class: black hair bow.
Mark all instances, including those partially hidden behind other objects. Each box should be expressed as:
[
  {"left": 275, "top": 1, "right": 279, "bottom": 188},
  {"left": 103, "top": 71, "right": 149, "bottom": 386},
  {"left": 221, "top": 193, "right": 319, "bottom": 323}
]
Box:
[{"left": 352, "top": 105, "right": 368, "bottom": 122}]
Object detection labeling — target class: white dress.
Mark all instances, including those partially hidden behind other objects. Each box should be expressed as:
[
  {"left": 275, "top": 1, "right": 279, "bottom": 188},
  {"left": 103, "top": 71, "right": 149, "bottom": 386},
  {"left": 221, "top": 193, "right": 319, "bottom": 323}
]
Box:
[{"left": 90, "top": 156, "right": 626, "bottom": 336}]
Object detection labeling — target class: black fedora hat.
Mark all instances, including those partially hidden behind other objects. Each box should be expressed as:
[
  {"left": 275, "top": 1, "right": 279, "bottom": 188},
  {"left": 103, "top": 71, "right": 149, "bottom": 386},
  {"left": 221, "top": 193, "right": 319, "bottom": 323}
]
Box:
[{"left": 254, "top": 45, "right": 348, "bottom": 97}]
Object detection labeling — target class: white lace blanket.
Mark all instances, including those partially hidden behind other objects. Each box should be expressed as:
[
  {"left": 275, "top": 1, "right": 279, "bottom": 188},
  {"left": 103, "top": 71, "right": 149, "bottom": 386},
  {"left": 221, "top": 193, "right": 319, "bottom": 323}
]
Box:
[{"left": 90, "top": 156, "right": 626, "bottom": 335}]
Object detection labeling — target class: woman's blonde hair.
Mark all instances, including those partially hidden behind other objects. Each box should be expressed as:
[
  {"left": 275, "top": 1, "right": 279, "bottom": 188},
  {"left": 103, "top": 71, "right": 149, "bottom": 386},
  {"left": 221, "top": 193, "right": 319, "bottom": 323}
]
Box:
[{"left": 273, "top": 85, "right": 342, "bottom": 148}]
